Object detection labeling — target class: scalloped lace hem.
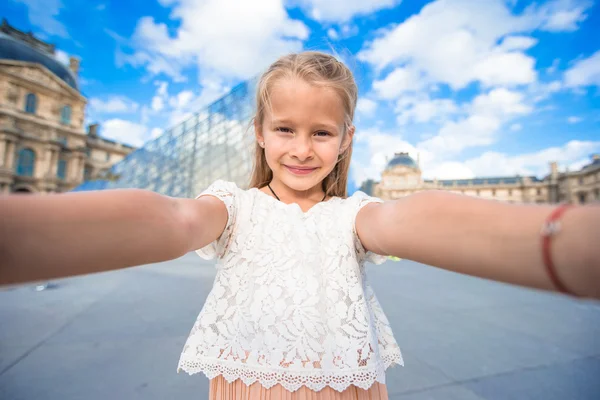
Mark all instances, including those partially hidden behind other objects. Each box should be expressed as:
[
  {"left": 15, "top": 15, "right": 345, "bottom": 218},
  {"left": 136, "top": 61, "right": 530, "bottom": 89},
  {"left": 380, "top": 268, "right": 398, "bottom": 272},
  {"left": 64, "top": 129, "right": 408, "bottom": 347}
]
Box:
[{"left": 177, "top": 352, "right": 404, "bottom": 393}]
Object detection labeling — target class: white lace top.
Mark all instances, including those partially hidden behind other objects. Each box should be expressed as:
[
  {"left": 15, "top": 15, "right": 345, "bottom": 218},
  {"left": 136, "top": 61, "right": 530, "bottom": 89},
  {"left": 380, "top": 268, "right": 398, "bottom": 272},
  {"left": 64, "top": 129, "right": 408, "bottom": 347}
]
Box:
[{"left": 177, "top": 180, "right": 403, "bottom": 392}]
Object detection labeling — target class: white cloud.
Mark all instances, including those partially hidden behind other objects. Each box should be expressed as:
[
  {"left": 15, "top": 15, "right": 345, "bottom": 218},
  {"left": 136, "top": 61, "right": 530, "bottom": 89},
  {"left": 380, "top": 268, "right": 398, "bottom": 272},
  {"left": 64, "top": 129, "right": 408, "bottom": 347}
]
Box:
[
  {"left": 150, "top": 81, "right": 169, "bottom": 111},
  {"left": 471, "top": 88, "right": 532, "bottom": 118},
  {"left": 567, "top": 116, "right": 582, "bottom": 124},
  {"left": 169, "top": 90, "right": 194, "bottom": 109},
  {"left": 510, "top": 123, "right": 522, "bottom": 131},
  {"left": 125, "top": 0, "right": 309, "bottom": 82},
  {"left": 356, "top": 98, "right": 378, "bottom": 117},
  {"left": 89, "top": 96, "right": 140, "bottom": 113},
  {"left": 413, "top": 88, "right": 531, "bottom": 156},
  {"left": 101, "top": 119, "right": 149, "bottom": 147},
  {"left": 327, "top": 28, "right": 339, "bottom": 40},
  {"left": 497, "top": 36, "right": 538, "bottom": 52},
  {"left": 358, "top": 0, "right": 590, "bottom": 91},
  {"left": 414, "top": 140, "right": 600, "bottom": 181},
  {"left": 13, "top": 0, "right": 68, "bottom": 37},
  {"left": 396, "top": 95, "right": 459, "bottom": 125},
  {"left": 419, "top": 114, "right": 501, "bottom": 155},
  {"left": 564, "top": 50, "right": 600, "bottom": 88},
  {"left": 546, "top": 58, "right": 561, "bottom": 74},
  {"left": 54, "top": 49, "right": 70, "bottom": 65},
  {"left": 151, "top": 96, "right": 165, "bottom": 112},
  {"left": 295, "top": 0, "right": 400, "bottom": 22},
  {"left": 156, "top": 81, "right": 169, "bottom": 96},
  {"left": 425, "top": 161, "right": 476, "bottom": 180},
  {"left": 533, "top": 0, "right": 592, "bottom": 32},
  {"left": 462, "top": 140, "right": 600, "bottom": 178},
  {"left": 372, "top": 67, "right": 426, "bottom": 99},
  {"left": 528, "top": 80, "right": 563, "bottom": 102},
  {"left": 150, "top": 127, "right": 163, "bottom": 139},
  {"left": 352, "top": 128, "right": 418, "bottom": 185},
  {"left": 165, "top": 80, "right": 229, "bottom": 126},
  {"left": 472, "top": 52, "right": 536, "bottom": 87}
]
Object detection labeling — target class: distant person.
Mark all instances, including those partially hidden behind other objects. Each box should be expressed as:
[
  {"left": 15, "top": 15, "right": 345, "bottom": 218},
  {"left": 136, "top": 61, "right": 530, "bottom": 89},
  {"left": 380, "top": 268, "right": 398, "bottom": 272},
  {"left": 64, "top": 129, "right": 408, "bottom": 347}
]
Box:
[{"left": 1, "top": 52, "right": 599, "bottom": 400}]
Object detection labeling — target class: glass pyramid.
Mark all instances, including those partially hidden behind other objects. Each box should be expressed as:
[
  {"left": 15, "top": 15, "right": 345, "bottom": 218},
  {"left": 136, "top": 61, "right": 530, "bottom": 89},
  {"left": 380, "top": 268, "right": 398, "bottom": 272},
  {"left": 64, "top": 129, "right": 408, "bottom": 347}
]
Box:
[{"left": 74, "top": 80, "right": 256, "bottom": 198}]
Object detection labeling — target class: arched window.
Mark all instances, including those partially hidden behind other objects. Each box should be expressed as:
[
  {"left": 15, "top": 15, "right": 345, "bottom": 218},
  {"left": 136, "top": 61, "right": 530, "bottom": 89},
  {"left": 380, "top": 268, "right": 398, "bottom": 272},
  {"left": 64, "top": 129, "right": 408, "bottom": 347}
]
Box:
[
  {"left": 57, "top": 158, "right": 68, "bottom": 180},
  {"left": 16, "top": 148, "right": 36, "bottom": 176},
  {"left": 61, "top": 105, "right": 71, "bottom": 124},
  {"left": 25, "top": 93, "right": 37, "bottom": 114}
]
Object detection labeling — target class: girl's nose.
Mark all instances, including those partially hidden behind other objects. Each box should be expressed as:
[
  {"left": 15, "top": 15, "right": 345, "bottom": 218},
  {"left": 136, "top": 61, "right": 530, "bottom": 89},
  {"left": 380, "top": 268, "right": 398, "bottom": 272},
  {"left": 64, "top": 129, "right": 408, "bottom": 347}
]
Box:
[{"left": 289, "top": 136, "right": 313, "bottom": 160}]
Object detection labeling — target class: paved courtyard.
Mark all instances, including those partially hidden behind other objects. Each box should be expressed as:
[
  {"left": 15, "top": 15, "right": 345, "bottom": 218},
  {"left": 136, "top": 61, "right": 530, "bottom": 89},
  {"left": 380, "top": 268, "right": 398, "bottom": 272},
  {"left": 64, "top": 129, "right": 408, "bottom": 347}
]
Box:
[{"left": 1, "top": 254, "right": 599, "bottom": 399}]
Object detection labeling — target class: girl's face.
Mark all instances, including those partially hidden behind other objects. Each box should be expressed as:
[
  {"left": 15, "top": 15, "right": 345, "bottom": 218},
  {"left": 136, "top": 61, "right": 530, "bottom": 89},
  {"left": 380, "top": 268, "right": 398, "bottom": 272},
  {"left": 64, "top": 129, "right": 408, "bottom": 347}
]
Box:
[{"left": 256, "top": 78, "right": 353, "bottom": 195}]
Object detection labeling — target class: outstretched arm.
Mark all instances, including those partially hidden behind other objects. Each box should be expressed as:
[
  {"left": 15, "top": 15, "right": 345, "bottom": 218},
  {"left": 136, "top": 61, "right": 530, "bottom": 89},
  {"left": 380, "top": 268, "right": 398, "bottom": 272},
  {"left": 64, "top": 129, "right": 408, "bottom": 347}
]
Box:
[
  {"left": 0, "top": 190, "right": 227, "bottom": 286},
  {"left": 357, "top": 191, "right": 600, "bottom": 299}
]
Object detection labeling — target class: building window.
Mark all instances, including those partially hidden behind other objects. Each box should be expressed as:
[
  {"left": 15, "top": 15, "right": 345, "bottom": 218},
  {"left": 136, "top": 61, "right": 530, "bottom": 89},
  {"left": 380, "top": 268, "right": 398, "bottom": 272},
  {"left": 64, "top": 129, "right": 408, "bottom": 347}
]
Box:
[
  {"left": 508, "top": 189, "right": 512, "bottom": 196},
  {"left": 16, "top": 148, "right": 35, "bottom": 176},
  {"left": 84, "top": 166, "right": 92, "bottom": 181},
  {"left": 106, "top": 152, "right": 110, "bottom": 161},
  {"left": 492, "top": 189, "right": 496, "bottom": 196},
  {"left": 85, "top": 148, "right": 91, "bottom": 157},
  {"left": 25, "top": 93, "right": 37, "bottom": 114},
  {"left": 61, "top": 105, "right": 71, "bottom": 124},
  {"left": 536, "top": 188, "right": 541, "bottom": 195},
  {"left": 57, "top": 158, "right": 67, "bottom": 180},
  {"left": 57, "top": 136, "right": 68, "bottom": 146},
  {"left": 578, "top": 177, "right": 583, "bottom": 185}
]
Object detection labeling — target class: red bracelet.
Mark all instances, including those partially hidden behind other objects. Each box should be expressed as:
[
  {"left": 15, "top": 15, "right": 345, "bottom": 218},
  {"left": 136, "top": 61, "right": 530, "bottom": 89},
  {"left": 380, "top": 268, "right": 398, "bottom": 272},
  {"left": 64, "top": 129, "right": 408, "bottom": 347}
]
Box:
[{"left": 540, "top": 203, "right": 576, "bottom": 296}]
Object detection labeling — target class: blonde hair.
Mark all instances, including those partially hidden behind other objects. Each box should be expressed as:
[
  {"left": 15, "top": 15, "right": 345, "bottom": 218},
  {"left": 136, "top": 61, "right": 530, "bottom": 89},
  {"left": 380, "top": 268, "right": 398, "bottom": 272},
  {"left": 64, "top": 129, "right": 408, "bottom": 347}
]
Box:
[{"left": 249, "top": 51, "right": 358, "bottom": 198}]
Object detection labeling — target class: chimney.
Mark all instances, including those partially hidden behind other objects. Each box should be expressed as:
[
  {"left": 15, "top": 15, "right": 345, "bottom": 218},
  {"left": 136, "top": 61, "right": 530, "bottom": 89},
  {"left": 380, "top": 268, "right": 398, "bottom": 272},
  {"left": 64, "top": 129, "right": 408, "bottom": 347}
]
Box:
[
  {"left": 550, "top": 161, "right": 558, "bottom": 179},
  {"left": 88, "top": 123, "right": 99, "bottom": 137},
  {"left": 69, "top": 56, "right": 80, "bottom": 76}
]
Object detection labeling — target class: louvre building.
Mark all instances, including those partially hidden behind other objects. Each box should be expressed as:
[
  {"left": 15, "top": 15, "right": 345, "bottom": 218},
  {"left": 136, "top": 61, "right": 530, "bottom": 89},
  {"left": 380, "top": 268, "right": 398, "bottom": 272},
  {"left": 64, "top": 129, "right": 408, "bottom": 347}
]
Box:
[
  {"left": 366, "top": 152, "right": 600, "bottom": 205},
  {"left": 0, "top": 20, "right": 135, "bottom": 194}
]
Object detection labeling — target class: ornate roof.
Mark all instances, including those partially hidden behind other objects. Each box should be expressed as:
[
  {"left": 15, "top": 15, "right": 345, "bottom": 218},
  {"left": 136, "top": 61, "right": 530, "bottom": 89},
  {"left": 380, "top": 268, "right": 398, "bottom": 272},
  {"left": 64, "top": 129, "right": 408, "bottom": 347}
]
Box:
[
  {"left": 386, "top": 152, "right": 418, "bottom": 169},
  {"left": 0, "top": 30, "right": 78, "bottom": 90}
]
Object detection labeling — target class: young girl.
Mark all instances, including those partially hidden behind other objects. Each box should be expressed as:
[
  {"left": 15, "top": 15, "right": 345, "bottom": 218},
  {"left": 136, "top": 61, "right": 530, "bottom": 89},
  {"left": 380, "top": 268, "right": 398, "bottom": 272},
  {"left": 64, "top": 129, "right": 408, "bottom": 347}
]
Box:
[{"left": 1, "top": 52, "right": 599, "bottom": 400}]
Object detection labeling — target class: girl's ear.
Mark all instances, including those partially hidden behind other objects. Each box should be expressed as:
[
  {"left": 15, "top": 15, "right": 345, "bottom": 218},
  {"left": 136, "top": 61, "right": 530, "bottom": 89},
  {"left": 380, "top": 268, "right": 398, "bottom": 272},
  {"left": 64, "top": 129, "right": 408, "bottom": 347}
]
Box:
[
  {"left": 341, "top": 125, "right": 355, "bottom": 153},
  {"left": 254, "top": 118, "right": 264, "bottom": 144}
]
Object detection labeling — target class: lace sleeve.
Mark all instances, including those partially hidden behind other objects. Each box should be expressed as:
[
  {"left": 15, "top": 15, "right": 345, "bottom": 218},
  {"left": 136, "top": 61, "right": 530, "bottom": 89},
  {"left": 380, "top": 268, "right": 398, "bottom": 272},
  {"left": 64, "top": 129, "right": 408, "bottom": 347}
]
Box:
[
  {"left": 194, "top": 180, "right": 238, "bottom": 260},
  {"left": 352, "top": 191, "right": 388, "bottom": 265}
]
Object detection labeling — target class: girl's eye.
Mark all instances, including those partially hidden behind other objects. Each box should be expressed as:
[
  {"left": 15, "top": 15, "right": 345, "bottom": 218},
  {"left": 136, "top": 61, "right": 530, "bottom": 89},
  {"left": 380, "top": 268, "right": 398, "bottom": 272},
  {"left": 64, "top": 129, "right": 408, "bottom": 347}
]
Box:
[
  {"left": 315, "top": 131, "right": 331, "bottom": 137},
  {"left": 276, "top": 127, "right": 292, "bottom": 133}
]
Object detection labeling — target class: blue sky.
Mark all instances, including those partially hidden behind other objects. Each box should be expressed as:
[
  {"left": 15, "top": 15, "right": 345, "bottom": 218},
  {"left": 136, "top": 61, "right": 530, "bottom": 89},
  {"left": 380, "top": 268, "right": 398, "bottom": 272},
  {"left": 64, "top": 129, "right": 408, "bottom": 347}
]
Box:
[{"left": 4, "top": 0, "right": 600, "bottom": 187}]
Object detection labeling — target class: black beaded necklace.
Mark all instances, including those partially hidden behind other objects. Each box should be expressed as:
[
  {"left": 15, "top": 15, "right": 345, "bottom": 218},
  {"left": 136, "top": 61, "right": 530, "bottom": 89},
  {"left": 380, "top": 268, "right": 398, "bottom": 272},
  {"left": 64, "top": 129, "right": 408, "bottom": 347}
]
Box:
[{"left": 267, "top": 183, "right": 327, "bottom": 202}]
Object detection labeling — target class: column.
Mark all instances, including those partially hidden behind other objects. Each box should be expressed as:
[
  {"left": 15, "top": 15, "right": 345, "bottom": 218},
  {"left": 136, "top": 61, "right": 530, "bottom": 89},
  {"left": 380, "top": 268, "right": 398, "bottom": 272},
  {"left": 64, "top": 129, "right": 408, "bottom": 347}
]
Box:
[
  {"left": 50, "top": 150, "right": 58, "bottom": 176},
  {"left": 67, "top": 155, "right": 76, "bottom": 182},
  {"left": 76, "top": 156, "right": 84, "bottom": 182},
  {"left": 43, "top": 147, "right": 53, "bottom": 177},
  {"left": 0, "top": 140, "right": 6, "bottom": 167},
  {"left": 5, "top": 141, "right": 16, "bottom": 170}
]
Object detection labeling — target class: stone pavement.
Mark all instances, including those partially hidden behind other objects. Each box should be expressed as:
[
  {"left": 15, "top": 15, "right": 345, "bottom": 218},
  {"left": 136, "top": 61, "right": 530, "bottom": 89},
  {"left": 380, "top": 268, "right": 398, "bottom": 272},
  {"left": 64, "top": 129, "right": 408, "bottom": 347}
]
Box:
[{"left": 1, "top": 254, "right": 599, "bottom": 400}]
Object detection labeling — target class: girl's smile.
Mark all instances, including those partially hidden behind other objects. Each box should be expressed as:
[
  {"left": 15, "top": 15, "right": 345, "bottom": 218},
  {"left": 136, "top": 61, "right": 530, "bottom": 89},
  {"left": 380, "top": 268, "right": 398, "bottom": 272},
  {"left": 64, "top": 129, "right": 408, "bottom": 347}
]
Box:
[{"left": 283, "top": 164, "right": 319, "bottom": 175}]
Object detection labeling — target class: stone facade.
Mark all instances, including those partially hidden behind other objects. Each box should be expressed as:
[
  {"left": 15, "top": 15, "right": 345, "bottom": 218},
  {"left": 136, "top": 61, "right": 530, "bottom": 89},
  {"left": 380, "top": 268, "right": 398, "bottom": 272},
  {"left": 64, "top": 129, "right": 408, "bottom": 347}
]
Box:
[
  {"left": 367, "top": 152, "right": 600, "bottom": 205},
  {"left": 0, "top": 21, "right": 135, "bottom": 194}
]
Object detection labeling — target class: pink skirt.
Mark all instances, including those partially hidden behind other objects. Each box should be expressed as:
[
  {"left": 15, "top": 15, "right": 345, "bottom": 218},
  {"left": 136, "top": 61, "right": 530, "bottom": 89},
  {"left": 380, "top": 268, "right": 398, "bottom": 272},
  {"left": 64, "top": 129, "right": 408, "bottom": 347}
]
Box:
[{"left": 209, "top": 376, "right": 389, "bottom": 400}]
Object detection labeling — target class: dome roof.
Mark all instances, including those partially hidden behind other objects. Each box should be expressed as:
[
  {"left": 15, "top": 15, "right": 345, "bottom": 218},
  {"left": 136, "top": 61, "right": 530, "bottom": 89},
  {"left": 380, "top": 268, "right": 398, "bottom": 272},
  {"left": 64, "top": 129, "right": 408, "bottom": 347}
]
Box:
[
  {"left": 0, "top": 32, "right": 78, "bottom": 90},
  {"left": 386, "top": 152, "right": 418, "bottom": 169}
]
